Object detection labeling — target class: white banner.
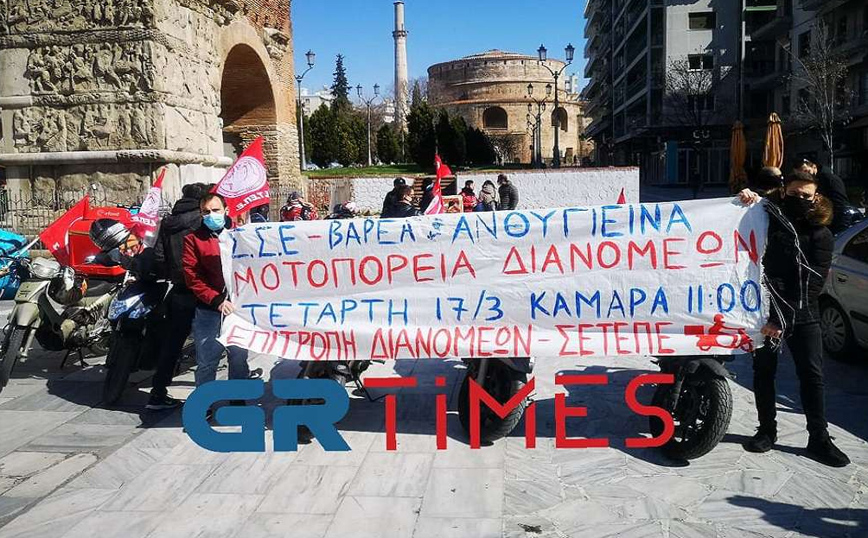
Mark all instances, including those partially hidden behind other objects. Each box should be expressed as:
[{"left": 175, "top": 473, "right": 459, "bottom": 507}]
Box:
[{"left": 218, "top": 198, "right": 769, "bottom": 360}]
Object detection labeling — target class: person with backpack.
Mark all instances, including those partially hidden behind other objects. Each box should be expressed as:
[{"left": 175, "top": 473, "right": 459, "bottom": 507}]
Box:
[
  {"left": 478, "top": 180, "right": 498, "bottom": 212},
  {"left": 460, "top": 180, "right": 478, "bottom": 213},
  {"left": 146, "top": 182, "right": 209, "bottom": 410},
  {"left": 280, "top": 191, "right": 318, "bottom": 222}
]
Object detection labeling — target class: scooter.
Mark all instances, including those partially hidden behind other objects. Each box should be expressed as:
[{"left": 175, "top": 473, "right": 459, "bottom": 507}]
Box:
[
  {"left": 0, "top": 257, "right": 119, "bottom": 393},
  {"left": 458, "top": 357, "right": 534, "bottom": 443},
  {"left": 102, "top": 278, "right": 169, "bottom": 404},
  {"left": 648, "top": 355, "right": 735, "bottom": 460}
]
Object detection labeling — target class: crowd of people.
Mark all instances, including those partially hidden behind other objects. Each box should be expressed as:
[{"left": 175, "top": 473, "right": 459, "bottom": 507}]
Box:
[{"left": 82, "top": 163, "right": 857, "bottom": 468}]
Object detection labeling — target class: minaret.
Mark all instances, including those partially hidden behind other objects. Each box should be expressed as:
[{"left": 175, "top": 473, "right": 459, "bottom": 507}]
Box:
[{"left": 393, "top": 1, "right": 409, "bottom": 132}]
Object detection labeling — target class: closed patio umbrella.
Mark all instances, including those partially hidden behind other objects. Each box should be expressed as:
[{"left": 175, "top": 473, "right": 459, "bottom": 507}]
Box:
[
  {"left": 729, "top": 121, "right": 747, "bottom": 193},
  {"left": 762, "top": 112, "right": 784, "bottom": 169}
]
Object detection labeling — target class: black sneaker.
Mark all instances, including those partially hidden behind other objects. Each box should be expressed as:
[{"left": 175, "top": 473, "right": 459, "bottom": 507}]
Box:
[
  {"left": 744, "top": 429, "right": 777, "bottom": 453},
  {"left": 145, "top": 395, "right": 183, "bottom": 411},
  {"left": 806, "top": 433, "right": 850, "bottom": 468}
]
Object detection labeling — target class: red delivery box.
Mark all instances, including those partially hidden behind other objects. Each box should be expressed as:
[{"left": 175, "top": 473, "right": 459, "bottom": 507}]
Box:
[{"left": 67, "top": 206, "right": 133, "bottom": 279}]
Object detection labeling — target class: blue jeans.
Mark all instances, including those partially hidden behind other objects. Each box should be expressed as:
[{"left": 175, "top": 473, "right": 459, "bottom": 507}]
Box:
[{"left": 192, "top": 307, "right": 249, "bottom": 386}]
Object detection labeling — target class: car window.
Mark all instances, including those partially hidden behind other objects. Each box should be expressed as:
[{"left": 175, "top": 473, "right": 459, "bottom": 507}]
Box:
[{"left": 842, "top": 227, "right": 868, "bottom": 264}]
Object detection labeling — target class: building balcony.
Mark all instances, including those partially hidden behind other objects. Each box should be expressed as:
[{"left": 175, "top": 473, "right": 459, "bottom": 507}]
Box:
[
  {"left": 749, "top": 2, "right": 792, "bottom": 41},
  {"left": 746, "top": 60, "right": 784, "bottom": 90},
  {"left": 800, "top": 0, "right": 850, "bottom": 12},
  {"left": 838, "top": 32, "right": 868, "bottom": 63}
]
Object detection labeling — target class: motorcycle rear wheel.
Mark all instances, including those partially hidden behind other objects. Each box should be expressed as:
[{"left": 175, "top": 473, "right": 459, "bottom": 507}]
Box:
[
  {"left": 458, "top": 362, "right": 528, "bottom": 443},
  {"left": 0, "top": 327, "right": 28, "bottom": 392},
  {"left": 102, "top": 334, "right": 138, "bottom": 405},
  {"left": 650, "top": 376, "right": 732, "bottom": 460}
]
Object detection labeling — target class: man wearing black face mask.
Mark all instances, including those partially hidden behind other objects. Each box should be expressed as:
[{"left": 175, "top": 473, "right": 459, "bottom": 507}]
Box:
[{"left": 738, "top": 171, "right": 849, "bottom": 467}]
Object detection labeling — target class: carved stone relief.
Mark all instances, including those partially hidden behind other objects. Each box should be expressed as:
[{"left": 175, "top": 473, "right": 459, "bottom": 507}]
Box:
[
  {"left": 25, "top": 42, "right": 155, "bottom": 95},
  {"left": 12, "top": 102, "right": 161, "bottom": 152},
  {"left": 2, "top": 0, "right": 154, "bottom": 35}
]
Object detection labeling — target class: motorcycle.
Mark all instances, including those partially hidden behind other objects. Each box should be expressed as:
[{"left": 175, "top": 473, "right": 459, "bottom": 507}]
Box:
[
  {"left": 0, "top": 257, "right": 119, "bottom": 393},
  {"left": 648, "top": 355, "right": 734, "bottom": 460},
  {"left": 458, "top": 357, "right": 534, "bottom": 443},
  {"left": 102, "top": 278, "right": 169, "bottom": 404}
]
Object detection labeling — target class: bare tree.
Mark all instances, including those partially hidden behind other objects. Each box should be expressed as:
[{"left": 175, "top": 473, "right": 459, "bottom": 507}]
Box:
[
  {"left": 788, "top": 21, "right": 850, "bottom": 172},
  {"left": 488, "top": 133, "right": 522, "bottom": 165},
  {"left": 664, "top": 56, "right": 734, "bottom": 194}
]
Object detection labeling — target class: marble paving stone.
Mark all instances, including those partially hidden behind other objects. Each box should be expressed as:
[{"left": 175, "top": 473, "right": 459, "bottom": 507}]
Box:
[
  {"left": 0, "top": 487, "right": 116, "bottom": 538},
  {"left": 65, "top": 446, "right": 167, "bottom": 490},
  {"left": 0, "top": 399, "right": 12, "bottom": 407},
  {"left": 347, "top": 452, "right": 433, "bottom": 497},
  {"left": 0, "top": 411, "right": 79, "bottom": 458},
  {"left": 0, "top": 478, "right": 18, "bottom": 495},
  {"left": 433, "top": 438, "right": 507, "bottom": 469},
  {"left": 615, "top": 476, "right": 711, "bottom": 508},
  {"left": 196, "top": 451, "right": 298, "bottom": 495},
  {"left": 420, "top": 467, "right": 503, "bottom": 518},
  {"left": 502, "top": 515, "right": 562, "bottom": 538},
  {"left": 324, "top": 496, "right": 421, "bottom": 538},
  {"left": 535, "top": 498, "right": 620, "bottom": 531},
  {"left": 292, "top": 431, "right": 376, "bottom": 467},
  {"left": 701, "top": 469, "right": 794, "bottom": 498},
  {"left": 67, "top": 408, "right": 147, "bottom": 426},
  {"left": 693, "top": 490, "right": 801, "bottom": 537},
  {"left": 663, "top": 520, "right": 722, "bottom": 538},
  {"left": 21, "top": 423, "right": 138, "bottom": 453},
  {"left": 619, "top": 495, "right": 690, "bottom": 521},
  {"left": 0, "top": 496, "right": 31, "bottom": 524},
  {"left": 143, "top": 493, "right": 263, "bottom": 538},
  {"left": 504, "top": 458, "right": 559, "bottom": 482},
  {"left": 413, "top": 517, "right": 501, "bottom": 538},
  {"left": 793, "top": 507, "right": 868, "bottom": 538},
  {"left": 367, "top": 421, "right": 440, "bottom": 453},
  {"left": 232, "top": 513, "right": 333, "bottom": 538},
  {"left": 255, "top": 465, "right": 358, "bottom": 515},
  {"left": 3, "top": 453, "right": 96, "bottom": 499},
  {"left": 0, "top": 452, "right": 66, "bottom": 478},
  {"left": 60, "top": 510, "right": 161, "bottom": 538},
  {"left": 0, "top": 383, "right": 45, "bottom": 400},
  {"left": 160, "top": 437, "right": 230, "bottom": 466},
  {"left": 100, "top": 464, "right": 216, "bottom": 512},
  {"left": 558, "top": 522, "right": 665, "bottom": 538},
  {"left": 557, "top": 449, "right": 628, "bottom": 487},
  {"left": 773, "top": 471, "right": 859, "bottom": 509},
  {"left": 504, "top": 477, "right": 564, "bottom": 516},
  {"left": 124, "top": 427, "right": 187, "bottom": 451},
  {"left": 0, "top": 382, "right": 100, "bottom": 413}
]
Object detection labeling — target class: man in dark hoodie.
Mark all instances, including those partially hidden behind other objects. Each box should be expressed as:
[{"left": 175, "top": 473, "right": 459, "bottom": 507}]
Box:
[
  {"left": 145, "top": 183, "right": 209, "bottom": 410},
  {"left": 382, "top": 177, "right": 407, "bottom": 216}
]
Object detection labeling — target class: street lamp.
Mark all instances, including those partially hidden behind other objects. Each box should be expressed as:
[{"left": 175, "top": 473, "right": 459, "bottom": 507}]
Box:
[
  {"left": 357, "top": 83, "right": 380, "bottom": 167},
  {"left": 295, "top": 50, "right": 315, "bottom": 172},
  {"left": 537, "top": 43, "right": 574, "bottom": 168},
  {"left": 527, "top": 83, "right": 550, "bottom": 168}
]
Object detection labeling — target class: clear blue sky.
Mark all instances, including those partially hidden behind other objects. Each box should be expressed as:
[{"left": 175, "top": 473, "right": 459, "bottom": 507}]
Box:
[{"left": 292, "top": 0, "right": 588, "bottom": 99}]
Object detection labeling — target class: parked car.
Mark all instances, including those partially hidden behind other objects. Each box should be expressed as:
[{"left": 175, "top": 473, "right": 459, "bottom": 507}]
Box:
[{"left": 820, "top": 219, "right": 868, "bottom": 361}]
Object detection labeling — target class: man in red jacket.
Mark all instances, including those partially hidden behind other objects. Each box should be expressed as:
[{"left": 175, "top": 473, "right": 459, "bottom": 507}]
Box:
[{"left": 182, "top": 193, "right": 249, "bottom": 388}]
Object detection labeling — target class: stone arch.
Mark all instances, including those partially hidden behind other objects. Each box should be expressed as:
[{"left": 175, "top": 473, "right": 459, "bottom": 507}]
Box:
[
  {"left": 483, "top": 106, "right": 509, "bottom": 130},
  {"left": 220, "top": 43, "right": 277, "bottom": 158},
  {"left": 551, "top": 107, "right": 569, "bottom": 132}
]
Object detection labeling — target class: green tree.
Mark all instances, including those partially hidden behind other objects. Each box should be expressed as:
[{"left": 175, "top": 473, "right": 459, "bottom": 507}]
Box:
[
  {"left": 411, "top": 80, "right": 424, "bottom": 108},
  {"left": 466, "top": 127, "right": 495, "bottom": 165},
  {"left": 376, "top": 123, "right": 401, "bottom": 164},
  {"left": 330, "top": 54, "right": 352, "bottom": 112},
  {"left": 407, "top": 99, "right": 436, "bottom": 169},
  {"left": 436, "top": 111, "right": 468, "bottom": 166},
  {"left": 307, "top": 103, "right": 334, "bottom": 167}
]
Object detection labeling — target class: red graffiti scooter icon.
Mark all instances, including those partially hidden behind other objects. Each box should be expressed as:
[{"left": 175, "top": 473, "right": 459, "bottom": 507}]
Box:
[{"left": 684, "top": 314, "right": 754, "bottom": 352}]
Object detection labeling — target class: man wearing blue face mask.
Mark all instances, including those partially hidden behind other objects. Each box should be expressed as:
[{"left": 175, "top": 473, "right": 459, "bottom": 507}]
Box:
[{"left": 182, "top": 193, "right": 249, "bottom": 396}]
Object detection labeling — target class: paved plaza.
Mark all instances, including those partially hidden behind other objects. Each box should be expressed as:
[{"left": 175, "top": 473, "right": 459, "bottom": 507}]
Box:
[{"left": 0, "top": 324, "right": 866, "bottom": 538}]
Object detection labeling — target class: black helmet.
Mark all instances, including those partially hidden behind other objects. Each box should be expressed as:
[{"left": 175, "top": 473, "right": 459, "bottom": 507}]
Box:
[{"left": 89, "top": 219, "right": 131, "bottom": 252}]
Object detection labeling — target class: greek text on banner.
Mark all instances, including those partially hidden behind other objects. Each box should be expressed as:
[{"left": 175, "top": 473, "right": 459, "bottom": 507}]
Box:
[{"left": 218, "top": 198, "right": 769, "bottom": 360}]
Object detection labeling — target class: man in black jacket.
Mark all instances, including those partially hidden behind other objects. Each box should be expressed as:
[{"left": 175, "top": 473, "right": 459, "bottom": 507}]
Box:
[
  {"left": 740, "top": 172, "right": 849, "bottom": 467},
  {"left": 146, "top": 182, "right": 209, "bottom": 410},
  {"left": 497, "top": 174, "right": 519, "bottom": 210},
  {"left": 384, "top": 186, "right": 420, "bottom": 218},
  {"left": 794, "top": 158, "right": 850, "bottom": 233},
  {"left": 381, "top": 177, "right": 407, "bottom": 216}
]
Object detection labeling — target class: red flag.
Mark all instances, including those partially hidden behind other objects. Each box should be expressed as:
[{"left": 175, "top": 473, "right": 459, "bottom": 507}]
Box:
[
  {"left": 617, "top": 188, "right": 626, "bottom": 204},
  {"left": 39, "top": 195, "right": 89, "bottom": 265},
  {"left": 425, "top": 154, "right": 451, "bottom": 215},
  {"left": 215, "top": 137, "right": 270, "bottom": 217},
  {"left": 131, "top": 168, "right": 165, "bottom": 247}
]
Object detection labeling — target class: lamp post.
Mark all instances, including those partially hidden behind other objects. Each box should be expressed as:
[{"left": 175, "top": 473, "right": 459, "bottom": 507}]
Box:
[
  {"left": 527, "top": 82, "right": 551, "bottom": 168},
  {"left": 537, "top": 43, "right": 574, "bottom": 168},
  {"left": 295, "top": 49, "right": 315, "bottom": 172},
  {"left": 357, "top": 83, "right": 380, "bottom": 167}
]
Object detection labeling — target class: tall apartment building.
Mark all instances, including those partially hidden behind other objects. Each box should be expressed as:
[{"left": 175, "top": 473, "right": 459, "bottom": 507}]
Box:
[{"left": 584, "top": 0, "right": 868, "bottom": 187}]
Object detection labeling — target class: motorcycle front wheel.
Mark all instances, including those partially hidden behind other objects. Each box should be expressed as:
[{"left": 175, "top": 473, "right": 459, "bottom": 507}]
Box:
[
  {"left": 458, "top": 361, "right": 528, "bottom": 443},
  {"left": 102, "top": 333, "right": 138, "bottom": 405},
  {"left": 649, "top": 375, "right": 732, "bottom": 460},
  {"left": 0, "top": 326, "right": 28, "bottom": 392}
]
